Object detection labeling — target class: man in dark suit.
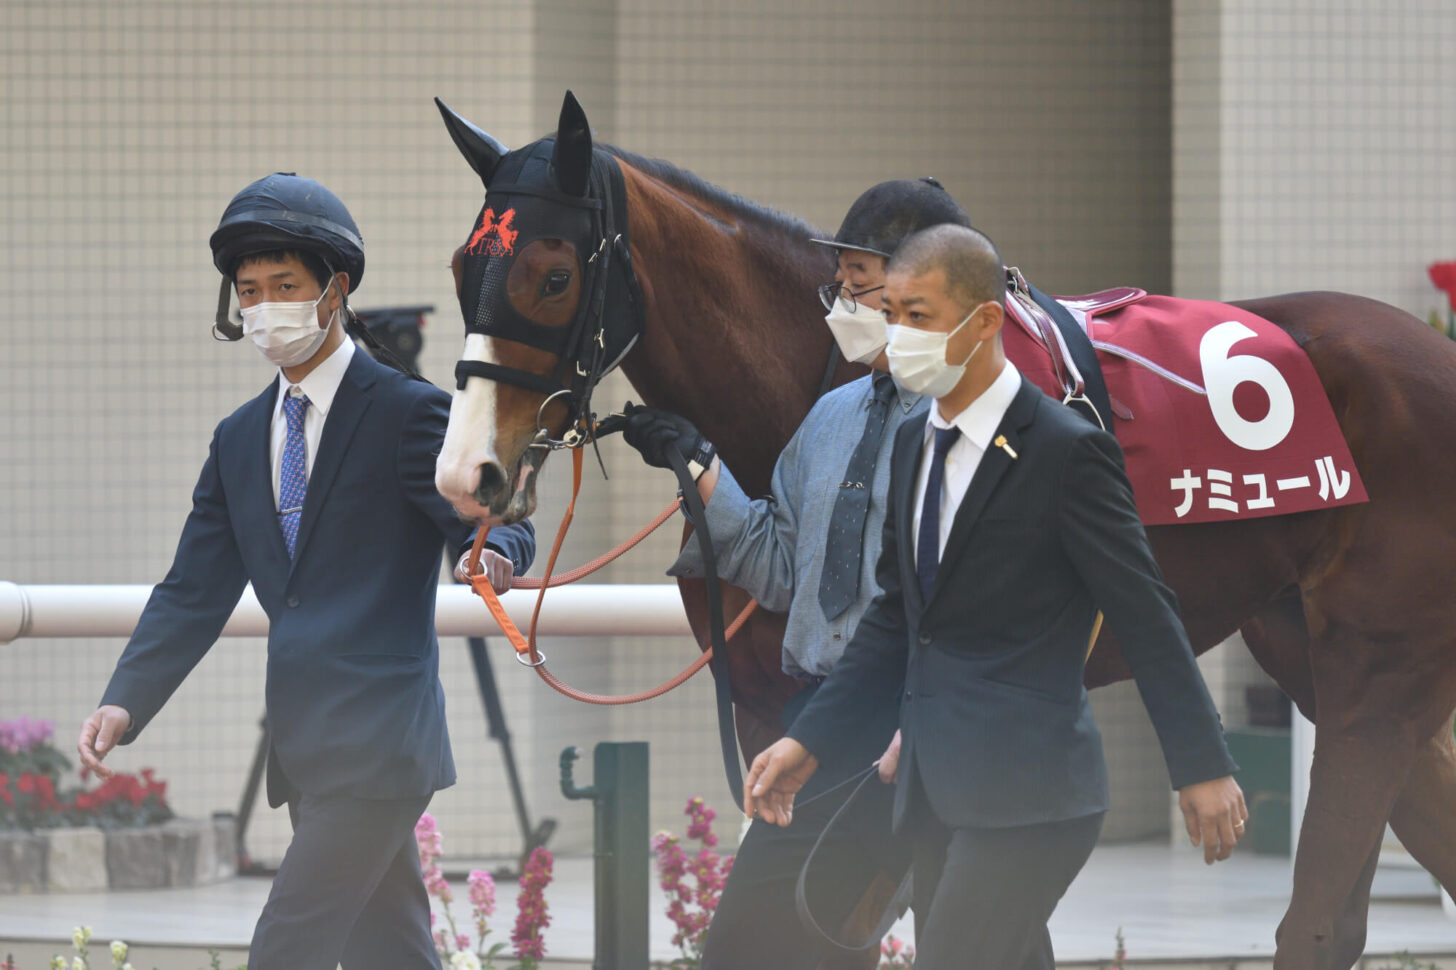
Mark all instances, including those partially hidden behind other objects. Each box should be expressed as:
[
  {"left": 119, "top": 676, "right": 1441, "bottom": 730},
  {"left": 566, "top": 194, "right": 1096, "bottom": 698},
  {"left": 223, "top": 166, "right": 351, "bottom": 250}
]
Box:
[
  {"left": 74, "top": 174, "right": 535, "bottom": 969},
  {"left": 745, "top": 224, "right": 1246, "bottom": 968}
]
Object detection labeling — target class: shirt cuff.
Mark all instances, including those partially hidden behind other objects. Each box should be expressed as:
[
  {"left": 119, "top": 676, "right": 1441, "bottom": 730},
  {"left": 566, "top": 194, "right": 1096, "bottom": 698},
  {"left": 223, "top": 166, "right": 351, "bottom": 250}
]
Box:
[{"left": 666, "top": 463, "right": 752, "bottom": 578}]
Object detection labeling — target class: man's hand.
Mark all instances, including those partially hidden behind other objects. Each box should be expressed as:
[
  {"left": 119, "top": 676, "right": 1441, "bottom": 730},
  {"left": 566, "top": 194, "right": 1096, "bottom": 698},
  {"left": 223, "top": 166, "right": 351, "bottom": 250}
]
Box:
[
  {"left": 77, "top": 706, "right": 132, "bottom": 780},
  {"left": 743, "top": 738, "right": 818, "bottom": 827},
  {"left": 455, "top": 548, "right": 515, "bottom": 594},
  {"left": 1178, "top": 774, "right": 1248, "bottom": 864},
  {"left": 622, "top": 405, "right": 716, "bottom": 480},
  {"left": 876, "top": 729, "right": 902, "bottom": 784}
]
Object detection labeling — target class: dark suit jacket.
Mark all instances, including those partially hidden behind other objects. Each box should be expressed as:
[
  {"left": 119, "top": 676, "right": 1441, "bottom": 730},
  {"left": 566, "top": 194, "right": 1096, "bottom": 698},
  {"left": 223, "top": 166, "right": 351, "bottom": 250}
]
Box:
[
  {"left": 790, "top": 375, "right": 1235, "bottom": 830},
  {"left": 100, "top": 351, "right": 535, "bottom": 807}
]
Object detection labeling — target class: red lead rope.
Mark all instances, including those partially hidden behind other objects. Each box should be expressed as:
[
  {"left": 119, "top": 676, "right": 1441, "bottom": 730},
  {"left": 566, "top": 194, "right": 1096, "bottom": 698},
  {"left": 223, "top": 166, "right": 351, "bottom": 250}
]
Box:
[{"left": 464, "top": 447, "right": 759, "bottom": 705}]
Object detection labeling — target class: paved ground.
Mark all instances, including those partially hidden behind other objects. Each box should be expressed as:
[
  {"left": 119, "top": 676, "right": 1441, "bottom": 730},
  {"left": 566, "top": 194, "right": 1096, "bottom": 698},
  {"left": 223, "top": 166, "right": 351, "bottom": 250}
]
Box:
[{"left": 3, "top": 842, "right": 1456, "bottom": 968}]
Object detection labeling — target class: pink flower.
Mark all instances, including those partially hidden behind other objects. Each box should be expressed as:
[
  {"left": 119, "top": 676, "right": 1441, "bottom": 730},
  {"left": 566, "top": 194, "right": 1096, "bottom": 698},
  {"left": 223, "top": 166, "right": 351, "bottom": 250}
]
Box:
[
  {"left": 512, "top": 847, "right": 554, "bottom": 963},
  {"left": 467, "top": 869, "right": 496, "bottom": 917},
  {"left": 652, "top": 797, "right": 737, "bottom": 961}
]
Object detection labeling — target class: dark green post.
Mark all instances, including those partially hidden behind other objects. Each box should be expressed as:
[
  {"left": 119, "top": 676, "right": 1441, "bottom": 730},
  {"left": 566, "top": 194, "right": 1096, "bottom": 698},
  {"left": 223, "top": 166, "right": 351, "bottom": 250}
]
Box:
[{"left": 561, "top": 742, "right": 650, "bottom": 969}]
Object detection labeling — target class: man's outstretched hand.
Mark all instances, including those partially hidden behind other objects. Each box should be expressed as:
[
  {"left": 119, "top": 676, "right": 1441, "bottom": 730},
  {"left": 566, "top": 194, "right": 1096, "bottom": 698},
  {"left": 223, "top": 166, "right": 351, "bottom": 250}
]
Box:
[
  {"left": 743, "top": 737, "right": 818, "bottom": 826},
  {"left": 77, "top": 705, "right": 132, "bottom": 780}
]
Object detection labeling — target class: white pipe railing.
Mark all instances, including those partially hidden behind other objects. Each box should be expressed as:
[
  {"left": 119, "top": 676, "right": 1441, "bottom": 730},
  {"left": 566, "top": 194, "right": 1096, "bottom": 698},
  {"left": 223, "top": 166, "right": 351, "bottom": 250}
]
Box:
[{"left": 0, "top": 582, "right": 696, "bottom": 644}]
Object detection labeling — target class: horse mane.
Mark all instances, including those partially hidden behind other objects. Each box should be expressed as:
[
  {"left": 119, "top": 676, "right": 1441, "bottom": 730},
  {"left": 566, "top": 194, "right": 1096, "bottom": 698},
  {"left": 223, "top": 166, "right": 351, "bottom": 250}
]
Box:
[{"left": 604, "top": 146, "right": 828, "bottom": 245}]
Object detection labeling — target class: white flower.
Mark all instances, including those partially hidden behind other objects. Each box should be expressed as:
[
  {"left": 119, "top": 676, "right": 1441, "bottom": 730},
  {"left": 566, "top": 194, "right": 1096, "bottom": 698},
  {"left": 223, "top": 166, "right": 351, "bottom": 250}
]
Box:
[
  {"left": 50, "top": 957, "right": 66, "bottom": 970},
  {"left": 449, "top": 952, "right": 482, "bottom": 970},
  {"left": 110, "top": 940, "right": 128, "bottom": 966},
  {"left": 73, "top": 958, "right": 86, "bottom": 970},
  {"left": 72, "top": 926, "right": 92, "bottom": 949},
  {"left": 122, "top": 965, "right": 135, "bottom": 970}
]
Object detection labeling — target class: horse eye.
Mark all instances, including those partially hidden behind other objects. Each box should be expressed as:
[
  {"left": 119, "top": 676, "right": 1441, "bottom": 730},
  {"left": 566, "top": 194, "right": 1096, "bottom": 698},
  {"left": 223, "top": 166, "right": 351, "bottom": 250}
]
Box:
[{"left": 542, "top": 270, "right": 571, "bottom": 297}]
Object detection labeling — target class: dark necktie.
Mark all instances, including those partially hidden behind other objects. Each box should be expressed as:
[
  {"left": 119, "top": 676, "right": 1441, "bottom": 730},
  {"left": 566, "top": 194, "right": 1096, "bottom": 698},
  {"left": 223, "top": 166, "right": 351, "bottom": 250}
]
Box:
[
  {"left": 916, "top": 426, "right": 962, "bottom": 603},
  {"left": 279, "top": 393, "right": 310, "bottom": 558},
  {"left": 818, "top": 372, "right": 896, "bottom": 620}
]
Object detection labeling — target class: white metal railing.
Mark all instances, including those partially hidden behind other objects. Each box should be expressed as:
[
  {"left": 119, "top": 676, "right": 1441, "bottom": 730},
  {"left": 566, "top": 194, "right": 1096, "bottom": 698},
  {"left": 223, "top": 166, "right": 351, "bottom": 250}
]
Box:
[{"left": 0, "top": 581, "right": 695, "bottom": 644}]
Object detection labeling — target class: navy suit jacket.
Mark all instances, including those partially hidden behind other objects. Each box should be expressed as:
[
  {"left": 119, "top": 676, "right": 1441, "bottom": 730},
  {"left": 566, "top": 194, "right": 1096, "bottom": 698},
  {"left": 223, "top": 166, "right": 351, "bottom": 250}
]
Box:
[
  {"left": 100, "top": 351, "right": 535, "bottom": 806},
  {"left": 790, "top": 376, "right": 1235, "bottom": 830}
]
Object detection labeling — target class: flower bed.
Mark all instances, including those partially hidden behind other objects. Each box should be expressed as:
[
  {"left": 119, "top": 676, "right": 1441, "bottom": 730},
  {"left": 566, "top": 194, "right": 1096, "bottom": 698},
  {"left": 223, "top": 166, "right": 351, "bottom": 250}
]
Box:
[{"left": 0, "top": 717, "right": 235, "bottom": 893}]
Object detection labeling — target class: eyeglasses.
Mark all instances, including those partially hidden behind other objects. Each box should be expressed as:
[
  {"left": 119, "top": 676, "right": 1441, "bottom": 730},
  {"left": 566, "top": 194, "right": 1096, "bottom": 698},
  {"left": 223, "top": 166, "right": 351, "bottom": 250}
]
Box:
[{"left": 817, "top": 282, "right": 885, "bottom": 313}]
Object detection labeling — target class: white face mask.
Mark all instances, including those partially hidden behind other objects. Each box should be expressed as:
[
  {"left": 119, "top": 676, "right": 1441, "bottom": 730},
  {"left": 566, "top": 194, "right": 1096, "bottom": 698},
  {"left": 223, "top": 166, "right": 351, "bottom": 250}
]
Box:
[
  {"left": 823, "top": 299, "right": 888, "bottom": 365},
  {"left": 239, "top": 280, "right": 336, "bottom": 369},
  {"left": 885, "top": 306, "right": 984, "bottom": 399}
]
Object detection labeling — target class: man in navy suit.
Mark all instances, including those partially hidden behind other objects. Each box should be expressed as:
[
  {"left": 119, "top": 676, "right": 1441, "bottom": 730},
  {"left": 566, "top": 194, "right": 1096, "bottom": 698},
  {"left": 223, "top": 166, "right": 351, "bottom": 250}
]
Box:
[
  {"left": 745, "top": 224, "right": 1246, "bottom": 968},
  {"left": 75, "top": 174, "right": 535, "bottom": 969}
]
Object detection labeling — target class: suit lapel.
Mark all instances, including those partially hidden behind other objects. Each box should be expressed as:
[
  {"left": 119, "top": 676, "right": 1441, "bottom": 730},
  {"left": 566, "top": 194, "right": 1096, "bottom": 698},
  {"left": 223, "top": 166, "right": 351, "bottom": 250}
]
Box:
[
  {"left": 288, "top": 352, "right": 377, "bottom": 573},
  {"left": 930, "top": 378, "right": 1042, "bottom": 602},
  {"left": 892, "top": 416, "right": 927, "bottom": 615},
  {"left": 240, "top": 381, "right": 290, "bottom": 568}
]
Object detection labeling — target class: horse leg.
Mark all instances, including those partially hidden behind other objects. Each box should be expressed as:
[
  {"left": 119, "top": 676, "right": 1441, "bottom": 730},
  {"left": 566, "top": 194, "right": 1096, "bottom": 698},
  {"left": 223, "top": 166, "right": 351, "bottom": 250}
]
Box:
[
  {"left": 1241, "top": 593, "right": 1402, "bottom": 967},
  {"left": 1273, "top": 599, "right": 1456, "bottom": 970},
  {"left": 1276, "top": 718, "right": 1415, "bottom": 969},
  {"left": 1387, "top": 711, "right": 1456, "bottom": 895},
  {"left": 1238, "top": 588, "right": 1316, "bottom": 720}
]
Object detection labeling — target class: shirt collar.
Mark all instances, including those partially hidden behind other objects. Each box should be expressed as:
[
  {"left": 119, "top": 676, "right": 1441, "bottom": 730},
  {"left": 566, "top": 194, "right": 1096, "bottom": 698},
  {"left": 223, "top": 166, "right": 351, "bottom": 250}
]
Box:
[
  {"left": 925, "top": 360, "right": 1022, "bottom": 451},
  {"left": 274, "top": 337, "right": 355, "bottom": 421}
]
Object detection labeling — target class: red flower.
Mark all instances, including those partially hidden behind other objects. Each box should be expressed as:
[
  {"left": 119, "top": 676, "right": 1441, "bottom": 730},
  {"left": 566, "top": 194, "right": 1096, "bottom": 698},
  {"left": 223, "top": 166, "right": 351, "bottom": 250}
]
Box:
[
  {"left": 0, "top": 772, "right": 11, "bottom": 807},
  {"left": 1429, "top": 261, "right": 1456, "bottom": 314},
  {"left": 15, "top": 773, "right": 35, "bottom": 794}
]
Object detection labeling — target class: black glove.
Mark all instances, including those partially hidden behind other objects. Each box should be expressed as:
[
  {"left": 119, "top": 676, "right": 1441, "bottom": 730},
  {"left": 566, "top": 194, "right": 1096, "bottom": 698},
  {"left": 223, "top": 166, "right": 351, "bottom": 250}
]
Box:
[{"left": 622, "top": 404, "right": 717, "bottom": 480}]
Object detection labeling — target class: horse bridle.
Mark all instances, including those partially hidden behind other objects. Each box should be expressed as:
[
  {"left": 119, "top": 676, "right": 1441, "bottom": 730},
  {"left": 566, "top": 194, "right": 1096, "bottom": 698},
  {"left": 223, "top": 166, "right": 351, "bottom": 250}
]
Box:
[{"left": 452, "top": 151, "right": 646, "bottom": 451}]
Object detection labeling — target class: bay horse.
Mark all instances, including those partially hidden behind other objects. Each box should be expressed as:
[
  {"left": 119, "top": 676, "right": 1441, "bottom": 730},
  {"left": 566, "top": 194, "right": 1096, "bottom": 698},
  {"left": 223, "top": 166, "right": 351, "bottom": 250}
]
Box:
[{"left": 432, "top": 92, "right": 1456, "bottom": 970}]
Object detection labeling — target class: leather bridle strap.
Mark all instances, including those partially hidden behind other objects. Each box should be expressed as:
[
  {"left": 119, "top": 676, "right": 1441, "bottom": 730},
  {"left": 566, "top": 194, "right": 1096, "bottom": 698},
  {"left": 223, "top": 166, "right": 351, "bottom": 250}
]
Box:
[{"left": 454, "top": 360, "right": 567, "bottom": 398}]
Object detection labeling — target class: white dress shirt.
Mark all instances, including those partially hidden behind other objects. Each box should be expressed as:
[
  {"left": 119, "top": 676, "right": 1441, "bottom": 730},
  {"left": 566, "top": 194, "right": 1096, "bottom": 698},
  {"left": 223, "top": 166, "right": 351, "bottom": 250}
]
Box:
[
  {"left": 912, "top": 360, "right": 1022, "bottom": 563},
  {"left": 269, "top": 338, "right": 356, "bottom": 509}
]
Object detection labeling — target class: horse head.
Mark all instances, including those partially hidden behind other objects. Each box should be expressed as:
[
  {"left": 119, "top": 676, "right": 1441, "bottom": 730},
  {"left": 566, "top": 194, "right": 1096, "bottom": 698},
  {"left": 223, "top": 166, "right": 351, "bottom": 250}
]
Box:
[{"left": 434, "top": 91, "right": 642, "bottom": 524}]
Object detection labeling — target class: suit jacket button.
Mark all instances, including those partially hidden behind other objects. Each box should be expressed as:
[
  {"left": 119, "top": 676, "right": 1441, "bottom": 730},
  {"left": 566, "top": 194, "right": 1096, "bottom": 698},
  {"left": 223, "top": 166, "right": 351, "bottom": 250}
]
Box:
[
  {"left": 918, "top": 632, "right": 931, "bottom": 645},
  {"left": 286, "top": 595, "right": 300, "bottom": 608},
  {"left": 904, "top": 690, "right": 913, "bottom": 700}
]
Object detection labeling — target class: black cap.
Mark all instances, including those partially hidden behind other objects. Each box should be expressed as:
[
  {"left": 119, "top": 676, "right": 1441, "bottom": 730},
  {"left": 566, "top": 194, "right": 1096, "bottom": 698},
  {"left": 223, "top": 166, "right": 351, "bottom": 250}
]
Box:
[{"left": 810, "top": 177, "right": 972, "bottom": 258}]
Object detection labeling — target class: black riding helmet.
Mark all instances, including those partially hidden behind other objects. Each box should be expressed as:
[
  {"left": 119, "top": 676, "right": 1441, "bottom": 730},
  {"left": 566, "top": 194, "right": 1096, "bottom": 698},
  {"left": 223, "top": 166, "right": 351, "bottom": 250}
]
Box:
[
  {"left": 209, "top": 173, "right": 365, "bottom": 340},
  {"left": 809, "top": 177, "right": 972, "bottom": 259}
]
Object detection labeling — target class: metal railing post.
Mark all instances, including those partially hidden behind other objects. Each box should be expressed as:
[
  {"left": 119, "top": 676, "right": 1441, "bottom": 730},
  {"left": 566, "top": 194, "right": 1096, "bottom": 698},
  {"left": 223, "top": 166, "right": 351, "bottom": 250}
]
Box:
[{"left": 561, "top": 742, "right": 650, "bottom": 970}]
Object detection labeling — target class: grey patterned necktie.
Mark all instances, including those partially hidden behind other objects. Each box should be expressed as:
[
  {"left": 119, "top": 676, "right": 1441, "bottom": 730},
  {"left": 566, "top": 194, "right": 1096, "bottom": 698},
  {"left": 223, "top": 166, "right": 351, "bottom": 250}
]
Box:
[{"left": 818, "top": 372, "right": 896, "bottom": 620}]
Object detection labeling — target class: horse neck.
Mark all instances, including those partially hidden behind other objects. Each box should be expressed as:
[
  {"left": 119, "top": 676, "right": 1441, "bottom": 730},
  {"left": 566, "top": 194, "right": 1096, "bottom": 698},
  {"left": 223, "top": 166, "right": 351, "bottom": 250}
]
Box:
[{"left": 615, "top": 163, "right": 842, "bottom": 496}]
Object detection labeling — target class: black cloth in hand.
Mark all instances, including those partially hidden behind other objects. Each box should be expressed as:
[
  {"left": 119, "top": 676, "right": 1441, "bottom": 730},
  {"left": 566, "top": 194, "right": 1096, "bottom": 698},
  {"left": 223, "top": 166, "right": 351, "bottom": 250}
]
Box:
[{"left": 622, "top": 404, "right": 716, "bottom": 477}]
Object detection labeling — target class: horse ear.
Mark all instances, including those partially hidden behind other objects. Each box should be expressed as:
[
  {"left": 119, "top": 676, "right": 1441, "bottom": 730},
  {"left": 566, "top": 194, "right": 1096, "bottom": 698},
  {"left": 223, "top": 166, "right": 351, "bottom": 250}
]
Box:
[
  {"left": 552, "top": 90, "right": 593, "bottom": 197},
  {"left": 435, "top": 97, "right": 509, "bottom": 187}
]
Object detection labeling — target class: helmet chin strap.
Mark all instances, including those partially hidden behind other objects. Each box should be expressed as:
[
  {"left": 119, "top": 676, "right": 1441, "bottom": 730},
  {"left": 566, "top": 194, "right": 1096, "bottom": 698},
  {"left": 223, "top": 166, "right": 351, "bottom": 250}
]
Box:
[{"left": 213, "top": 275, "right": 243, "bottom": 341}]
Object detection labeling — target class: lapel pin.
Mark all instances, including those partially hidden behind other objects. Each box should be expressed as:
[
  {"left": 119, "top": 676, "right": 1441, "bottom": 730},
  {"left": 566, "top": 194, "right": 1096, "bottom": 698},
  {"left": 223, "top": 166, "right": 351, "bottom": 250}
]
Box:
[{"left": 994, "top": 435, "right": 1019, "bottom": 460}]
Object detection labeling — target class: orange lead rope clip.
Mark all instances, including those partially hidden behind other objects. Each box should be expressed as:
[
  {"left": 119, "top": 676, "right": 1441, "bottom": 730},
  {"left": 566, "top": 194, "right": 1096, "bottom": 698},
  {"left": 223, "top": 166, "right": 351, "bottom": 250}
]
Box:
[{"left": 465, "top": 446, "right": 588, "bottom": 666}]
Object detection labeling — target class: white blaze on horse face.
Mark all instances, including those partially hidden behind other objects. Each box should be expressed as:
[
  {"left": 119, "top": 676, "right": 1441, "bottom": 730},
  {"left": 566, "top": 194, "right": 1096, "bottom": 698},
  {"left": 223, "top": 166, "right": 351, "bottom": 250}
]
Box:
[{"left": 436, "top": 333, "right": 502, "bottom": 521}]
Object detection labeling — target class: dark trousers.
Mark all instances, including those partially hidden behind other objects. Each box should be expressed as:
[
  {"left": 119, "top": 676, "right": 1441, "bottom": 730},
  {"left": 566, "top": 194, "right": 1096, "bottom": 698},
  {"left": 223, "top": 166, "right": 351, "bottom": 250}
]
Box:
[
  {"left": 248, "top": 790, "right": 439, "bottom": 970},
  {"left": 909, "top": 776, "right": 1103, "bottom": 970},
  {"left": 702, "top": 686, "right": 905, "bottom": 970}
]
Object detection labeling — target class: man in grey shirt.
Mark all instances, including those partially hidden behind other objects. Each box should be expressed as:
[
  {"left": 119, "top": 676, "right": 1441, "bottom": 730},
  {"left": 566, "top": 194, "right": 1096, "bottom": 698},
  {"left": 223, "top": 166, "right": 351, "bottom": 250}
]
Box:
[{"left": 623, "top": 178, "right": 972, "bottom": 970}]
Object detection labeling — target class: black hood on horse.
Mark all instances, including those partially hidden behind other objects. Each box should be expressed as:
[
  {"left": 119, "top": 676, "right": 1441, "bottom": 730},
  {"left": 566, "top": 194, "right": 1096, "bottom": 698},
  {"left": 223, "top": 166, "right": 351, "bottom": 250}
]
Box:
[{"left": 438, "top": 92, "right": 644, "bottom": 433}]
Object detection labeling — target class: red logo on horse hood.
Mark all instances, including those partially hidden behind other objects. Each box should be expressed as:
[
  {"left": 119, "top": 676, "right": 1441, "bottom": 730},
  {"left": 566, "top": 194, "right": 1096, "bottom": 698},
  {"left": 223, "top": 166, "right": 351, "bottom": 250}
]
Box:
[{"left": 465, "top": 207, "right": 519, "bottom": 258}]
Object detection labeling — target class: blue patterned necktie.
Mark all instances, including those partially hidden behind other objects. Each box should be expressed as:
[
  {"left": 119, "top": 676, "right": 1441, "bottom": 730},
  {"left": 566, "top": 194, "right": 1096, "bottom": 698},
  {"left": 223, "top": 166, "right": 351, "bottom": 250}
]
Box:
[
  {"left": 916, "top": 425, "right": 961, "bottom": 603},
  {"left": 818, "top": 372, "right": 896, "bottom": 620},
  {"left": 279, "top": 393, "right": 311, "bottom": 558}
]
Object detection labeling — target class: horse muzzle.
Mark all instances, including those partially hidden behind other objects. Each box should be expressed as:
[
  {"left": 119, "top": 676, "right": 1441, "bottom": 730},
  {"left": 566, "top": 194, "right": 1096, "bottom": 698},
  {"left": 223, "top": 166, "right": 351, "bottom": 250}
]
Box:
[{"left": 464, "top": 449, "right": 541, "bottom": 526}]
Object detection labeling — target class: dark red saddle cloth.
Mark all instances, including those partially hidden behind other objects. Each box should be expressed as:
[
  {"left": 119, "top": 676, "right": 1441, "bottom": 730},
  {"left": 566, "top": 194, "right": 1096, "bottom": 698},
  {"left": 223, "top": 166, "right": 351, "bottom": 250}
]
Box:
[{"left": 1005, "top": 289, "right": 1367, "bottom": 526}]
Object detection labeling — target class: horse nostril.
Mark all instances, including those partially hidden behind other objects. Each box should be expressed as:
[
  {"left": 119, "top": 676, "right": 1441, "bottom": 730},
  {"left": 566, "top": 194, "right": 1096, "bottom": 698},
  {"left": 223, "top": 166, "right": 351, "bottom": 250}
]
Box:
[{"left": 475, "top": 461, "right": 508, "bottom": 502}]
